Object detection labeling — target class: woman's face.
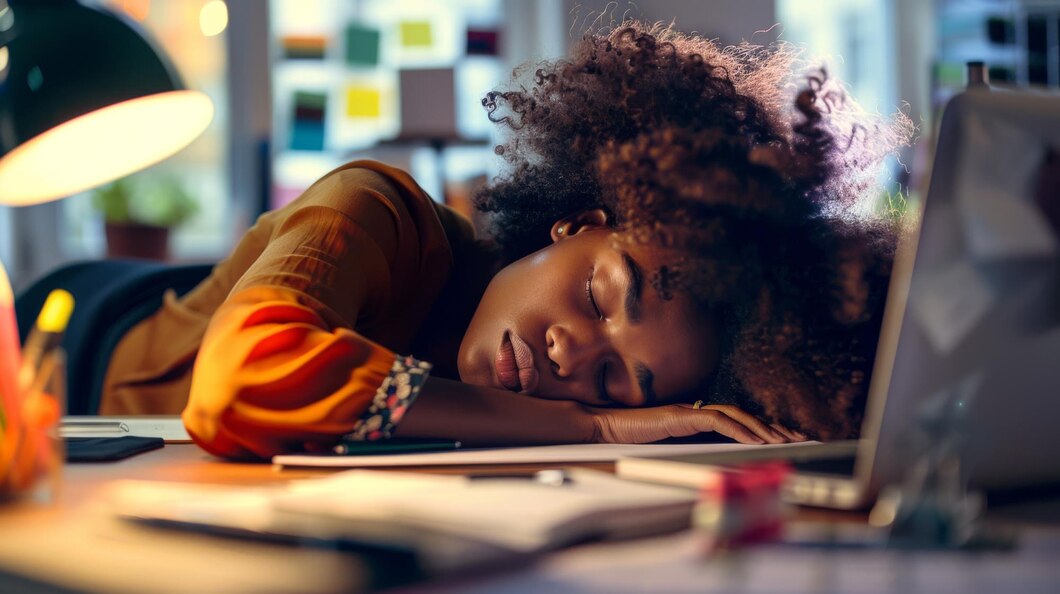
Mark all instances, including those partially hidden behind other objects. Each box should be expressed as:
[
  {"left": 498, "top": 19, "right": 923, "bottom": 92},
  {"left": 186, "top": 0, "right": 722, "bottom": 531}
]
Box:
[{"left": 458, "top": 211, "right": 720, "bottom": 407}]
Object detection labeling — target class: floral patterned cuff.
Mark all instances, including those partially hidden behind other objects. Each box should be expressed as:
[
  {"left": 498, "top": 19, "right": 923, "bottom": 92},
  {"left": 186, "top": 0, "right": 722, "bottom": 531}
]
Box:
[{"left": 341, "top": 354, "right": 432, "bottom": 443}]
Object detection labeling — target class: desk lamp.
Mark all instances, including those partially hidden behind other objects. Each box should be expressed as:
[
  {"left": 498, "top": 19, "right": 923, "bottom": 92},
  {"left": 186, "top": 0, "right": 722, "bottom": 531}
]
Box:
[
  {"left": 0, "top": 0, "right": 213, "bottom": 491},
  {"left": 0, "top": 0, "right": 214, "bottom": 203}
]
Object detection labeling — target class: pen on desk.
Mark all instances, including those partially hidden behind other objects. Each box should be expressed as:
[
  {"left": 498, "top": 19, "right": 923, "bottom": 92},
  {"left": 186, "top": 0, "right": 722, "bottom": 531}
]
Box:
[
  {"left": 468, "top": 469, "right": 574, "bottom": 486},
  {"left": 333, "top": 440, "right": 462, "bottom": 455},
  {"left": 58, "top": 421, "right": 130, "bottom": 438},
  {"left": 60, "top": 421, "right": 129, "bottom": 431},
  {"left": 18, "top": 289, "right": 74, "bottom": 394}
]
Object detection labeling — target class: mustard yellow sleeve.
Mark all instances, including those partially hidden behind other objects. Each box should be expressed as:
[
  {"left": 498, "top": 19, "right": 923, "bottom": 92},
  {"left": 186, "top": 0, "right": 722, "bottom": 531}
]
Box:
[{"left": 181, "top": 169, "right": 432, "bottom": 459}]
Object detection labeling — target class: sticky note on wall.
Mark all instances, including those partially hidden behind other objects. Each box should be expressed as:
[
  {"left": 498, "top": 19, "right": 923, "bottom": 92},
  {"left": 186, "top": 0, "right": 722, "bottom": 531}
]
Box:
[
  {"left": 398, "top": 68, "right": 457, "bottom": 139},
  {"left": 282, "top": 35, "right": 327, "bottom": 60},
  {"left": 466, "top": 29, "right": 499, "bottom": 56},
  {"left": 291, "top": 91, "right": 327, "bottom": 151},
  {"left": 293, "top": 91, "right": 326, "bottom": 120},
  {"left": 346, "top": 87, "right": 381, "bottom": 118},
  {"left": 400, "top": 21, "right": 433, "bottom": 48},
  {"left": 290, "top": 121, "right": 325, "bottom": 151},
  {"left": 345, "top": 24, "right": 380, "bottom": 66}
]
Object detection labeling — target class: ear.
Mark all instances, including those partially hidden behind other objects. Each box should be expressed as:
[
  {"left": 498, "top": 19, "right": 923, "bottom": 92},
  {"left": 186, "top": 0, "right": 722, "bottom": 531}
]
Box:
[{"left": 550, "top": 209, "right": 609, "bottom": 243}]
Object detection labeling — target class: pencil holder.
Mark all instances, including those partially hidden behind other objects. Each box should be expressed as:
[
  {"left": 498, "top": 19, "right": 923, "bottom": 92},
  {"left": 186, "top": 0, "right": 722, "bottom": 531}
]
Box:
[{"left": 0, "top": 349, "right": 65, "bottom": 504}]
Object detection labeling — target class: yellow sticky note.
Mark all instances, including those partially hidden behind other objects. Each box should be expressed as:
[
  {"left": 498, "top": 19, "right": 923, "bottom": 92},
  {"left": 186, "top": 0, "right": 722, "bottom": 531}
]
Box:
[
  {"left": 346, "top": 87, "right": 381, "bottom": 118},
  {"left": 400, "top": 21, "right": 433, "bottom": 47}
]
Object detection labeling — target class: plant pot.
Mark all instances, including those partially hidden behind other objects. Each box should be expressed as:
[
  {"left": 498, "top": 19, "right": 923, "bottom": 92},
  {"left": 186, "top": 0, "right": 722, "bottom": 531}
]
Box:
[{"left": 104, "top": 222, "right": 170, "bottom": 261}]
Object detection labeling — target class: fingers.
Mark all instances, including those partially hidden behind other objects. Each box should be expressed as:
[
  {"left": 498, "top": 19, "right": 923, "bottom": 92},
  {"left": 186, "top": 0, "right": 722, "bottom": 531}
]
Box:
[
  {"left": 771, "top": 423, "right": 809, "bottom": 442},
  {"left": 701, "top": 405, "right": 788, "bottom": 444},
  {"left": 695, "top": 411, "right": 765, "bottom": 444},
  {"left": 591, "top": 404, "right": 808, "bottom": 445}
]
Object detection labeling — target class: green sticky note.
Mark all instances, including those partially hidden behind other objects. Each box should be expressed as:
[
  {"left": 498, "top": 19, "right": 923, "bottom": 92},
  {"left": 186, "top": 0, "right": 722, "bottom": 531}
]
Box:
[
  {"left": 294, "top": 91, "right": 327, "bottom": 111},
  {"left": 400, "top": 21, "right": 433, "bottom": 48},
  {"left": 345, "top": 23, "right": 380, "bottom": 66}
]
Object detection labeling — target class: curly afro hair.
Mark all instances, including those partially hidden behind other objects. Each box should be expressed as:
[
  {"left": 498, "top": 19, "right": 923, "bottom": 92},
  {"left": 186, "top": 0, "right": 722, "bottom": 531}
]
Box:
[{"left": 473, "top": 21, "right": 913, "bottom": 440}]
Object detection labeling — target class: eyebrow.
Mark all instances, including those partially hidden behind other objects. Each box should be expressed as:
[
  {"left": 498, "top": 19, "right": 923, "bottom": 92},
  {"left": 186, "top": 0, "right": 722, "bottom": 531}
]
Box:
[
  {"left": 634, "top": 362, "right": 657, "bottom": 406},
  {"left": 620, "top": 251, "right": 643, "bottom": 324}
]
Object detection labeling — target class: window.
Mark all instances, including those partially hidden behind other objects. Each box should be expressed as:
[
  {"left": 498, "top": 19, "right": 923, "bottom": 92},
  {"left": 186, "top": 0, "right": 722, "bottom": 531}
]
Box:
[
  {"left": 60, "top": 0, "right": 231, "bottom": 261},
  {"left": 777, "top": 0, "right": 897, "bottom": 117}
]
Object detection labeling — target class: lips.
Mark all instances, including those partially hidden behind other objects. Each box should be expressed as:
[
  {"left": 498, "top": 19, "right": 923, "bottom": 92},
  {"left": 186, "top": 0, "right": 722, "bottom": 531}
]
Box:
[{"left": 495, "top": 331, "right": 540, "bottom": 394}]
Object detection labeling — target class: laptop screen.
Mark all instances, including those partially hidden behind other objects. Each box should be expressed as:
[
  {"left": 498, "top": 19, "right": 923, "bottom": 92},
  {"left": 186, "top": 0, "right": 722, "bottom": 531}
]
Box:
[{"left": 856, "top": 88, "right": 1060, "bottom": 493}]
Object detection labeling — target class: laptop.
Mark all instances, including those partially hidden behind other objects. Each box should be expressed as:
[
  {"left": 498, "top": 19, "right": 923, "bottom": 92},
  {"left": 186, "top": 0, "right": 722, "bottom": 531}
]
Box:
[{"left": 618, "top": 87, "right": 1060, "bottom": 509}]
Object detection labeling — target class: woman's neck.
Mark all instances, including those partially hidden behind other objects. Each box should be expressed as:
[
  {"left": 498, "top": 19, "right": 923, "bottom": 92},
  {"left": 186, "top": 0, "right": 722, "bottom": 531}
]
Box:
[{"left": 411, "top": 239, "right": 502, "bottom": 379}]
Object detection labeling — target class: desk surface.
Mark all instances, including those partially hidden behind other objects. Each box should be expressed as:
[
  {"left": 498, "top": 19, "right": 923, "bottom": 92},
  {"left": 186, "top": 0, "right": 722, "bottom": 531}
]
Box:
[{"left": 1, "top": 444, "right": 1058, "bottom": 594}]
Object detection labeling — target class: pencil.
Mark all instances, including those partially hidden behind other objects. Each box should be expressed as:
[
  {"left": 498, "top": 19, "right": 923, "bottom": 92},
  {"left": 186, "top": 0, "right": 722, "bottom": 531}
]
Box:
[
  {"left": 18, "top": 289, "right": 74, "bottom": 394},
  {"left": 8, "top": 289, "right": 73, "bottom": 490}
]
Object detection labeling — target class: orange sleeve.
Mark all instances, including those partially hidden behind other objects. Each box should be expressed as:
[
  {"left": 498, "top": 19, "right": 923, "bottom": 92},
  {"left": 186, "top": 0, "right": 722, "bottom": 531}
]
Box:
[{"left": 181, "top": 169, "right": 433, "bottom": 459}]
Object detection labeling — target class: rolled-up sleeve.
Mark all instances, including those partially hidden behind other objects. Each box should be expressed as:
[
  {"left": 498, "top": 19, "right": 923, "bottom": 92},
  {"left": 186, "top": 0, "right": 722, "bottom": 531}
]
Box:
[{"left": 181, "top": 168, "right": 434, "bottom": 459}]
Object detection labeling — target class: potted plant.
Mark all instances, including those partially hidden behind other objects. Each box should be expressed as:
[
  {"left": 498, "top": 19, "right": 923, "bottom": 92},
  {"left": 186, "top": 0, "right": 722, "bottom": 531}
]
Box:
[{"left": 91, "top": 175, "right": 198, "bottom": 260}]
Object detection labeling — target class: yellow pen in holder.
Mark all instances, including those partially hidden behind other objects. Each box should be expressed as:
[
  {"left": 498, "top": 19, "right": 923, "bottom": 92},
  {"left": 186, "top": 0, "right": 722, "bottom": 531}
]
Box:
[{"left": 0, "top": 290, "right": 73, "bottom": 501}]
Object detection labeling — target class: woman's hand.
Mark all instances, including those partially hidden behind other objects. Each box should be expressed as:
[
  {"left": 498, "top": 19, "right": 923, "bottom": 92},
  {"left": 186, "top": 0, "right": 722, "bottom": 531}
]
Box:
[
  {"left": 395, "top": 378, "right": 806, "bottom": 447},
  {"left": 589, "top": 403, "right": 807, "bottom": 445}
]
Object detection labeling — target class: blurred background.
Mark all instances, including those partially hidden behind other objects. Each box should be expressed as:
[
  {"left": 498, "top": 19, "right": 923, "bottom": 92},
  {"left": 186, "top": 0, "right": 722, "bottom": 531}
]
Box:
[{"left": 2, "top": 0, "right": 1058, "bottom": 290}]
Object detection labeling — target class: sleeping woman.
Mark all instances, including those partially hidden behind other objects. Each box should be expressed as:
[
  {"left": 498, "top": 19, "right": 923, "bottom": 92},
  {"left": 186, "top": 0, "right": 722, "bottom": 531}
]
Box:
[{"left": 100, "top": 21, "right": 911, "bottom": 459}]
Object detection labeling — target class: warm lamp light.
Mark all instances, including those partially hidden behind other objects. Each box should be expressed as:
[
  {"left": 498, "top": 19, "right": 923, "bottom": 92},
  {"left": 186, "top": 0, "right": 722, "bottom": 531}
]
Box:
[
  {"left": 0, "top": 0, "right": 214, "bottom": 205},
  {"left": 0, "top": 91, "right": 213, "bottom": 204},
  {"left": 0, "top": 1, "right": 214, "bottom": 494}
]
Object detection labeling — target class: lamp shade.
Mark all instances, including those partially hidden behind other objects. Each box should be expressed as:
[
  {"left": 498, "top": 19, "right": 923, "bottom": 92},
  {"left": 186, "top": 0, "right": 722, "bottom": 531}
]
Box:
[{"left": 0, "top": 0, "right": 213, "bottom": 205}]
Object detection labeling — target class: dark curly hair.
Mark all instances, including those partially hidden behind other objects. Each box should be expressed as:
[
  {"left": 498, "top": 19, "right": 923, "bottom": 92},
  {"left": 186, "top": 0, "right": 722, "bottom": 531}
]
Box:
[{"left": 473, "top": 21, "right": 913, "bottom": 440}]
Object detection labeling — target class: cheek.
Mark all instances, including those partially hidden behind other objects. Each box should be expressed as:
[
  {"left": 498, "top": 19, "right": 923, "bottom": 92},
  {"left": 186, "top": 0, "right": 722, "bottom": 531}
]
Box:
[
  {"left": 457, "top": 271, "right": 521, "bottom": 383},
  {"left": 469, "top": 258, "right": 543, "bottom": 324}
]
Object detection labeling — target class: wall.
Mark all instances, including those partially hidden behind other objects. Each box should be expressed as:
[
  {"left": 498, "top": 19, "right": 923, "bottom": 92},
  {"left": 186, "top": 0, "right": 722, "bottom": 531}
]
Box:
[{"left": 561, "top": 0, "right": 778, "bottom": 46}]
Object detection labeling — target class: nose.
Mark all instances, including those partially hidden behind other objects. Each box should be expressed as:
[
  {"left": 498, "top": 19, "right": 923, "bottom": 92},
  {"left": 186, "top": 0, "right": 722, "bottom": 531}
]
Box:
[{"left": 546, "top": 323, "right": 604, "bottom": 379}]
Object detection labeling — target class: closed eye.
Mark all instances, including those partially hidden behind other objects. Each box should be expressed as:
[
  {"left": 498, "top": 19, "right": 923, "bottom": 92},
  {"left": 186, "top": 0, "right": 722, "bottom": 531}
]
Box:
[
  {"left": 585, "top": 268, "right": 603, "bottom": 320},
  {"left": 585, "top": 269, "right": 612, "bottom": 403}
]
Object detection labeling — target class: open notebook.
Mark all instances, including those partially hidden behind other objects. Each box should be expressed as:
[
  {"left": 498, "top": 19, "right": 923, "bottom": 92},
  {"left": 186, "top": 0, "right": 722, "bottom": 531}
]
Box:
[{"left": 107, "top": 468, "right": 697, "bottom": 572}]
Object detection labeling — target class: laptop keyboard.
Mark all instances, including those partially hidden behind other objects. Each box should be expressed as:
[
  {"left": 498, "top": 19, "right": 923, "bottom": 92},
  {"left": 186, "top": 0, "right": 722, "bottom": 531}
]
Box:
[{"left": 791, "top": 455, "right": 857, "bottom": 477}]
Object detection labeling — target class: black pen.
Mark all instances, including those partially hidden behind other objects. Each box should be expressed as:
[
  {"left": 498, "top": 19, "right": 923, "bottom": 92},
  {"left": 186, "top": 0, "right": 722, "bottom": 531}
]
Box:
[{"left": 332, "top": 439, "right": 461, "bottom": 455}]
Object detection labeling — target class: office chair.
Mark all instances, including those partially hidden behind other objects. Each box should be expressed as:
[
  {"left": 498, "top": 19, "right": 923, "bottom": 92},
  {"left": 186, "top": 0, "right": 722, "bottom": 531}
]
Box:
[{"left": 15, "top": 260, "right": 213, "bottom": 414}]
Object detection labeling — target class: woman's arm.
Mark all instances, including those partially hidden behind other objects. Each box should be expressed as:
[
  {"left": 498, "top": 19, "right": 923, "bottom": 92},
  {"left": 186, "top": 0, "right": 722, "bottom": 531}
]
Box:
[
  {"left": 392, "top": 377, "right": 595, "bottom": 444},
  {"left": 182, "top": 165, "right": 445, "bottom": 459},
  {"left": 394, "top": 377, "right": 798, "bottom": 445}
]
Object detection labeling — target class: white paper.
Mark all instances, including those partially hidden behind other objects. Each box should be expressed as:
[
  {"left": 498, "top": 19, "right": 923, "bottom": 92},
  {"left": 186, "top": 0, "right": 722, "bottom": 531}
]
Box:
[
  {"left": 272, "top": 441, "right": 813, "bottom": 468},
  {"left": 274, "top": 468, "right": 697, "bottom": 551},
  {"left": 108, "top": 469, "right": 699, "bottom": 554}
]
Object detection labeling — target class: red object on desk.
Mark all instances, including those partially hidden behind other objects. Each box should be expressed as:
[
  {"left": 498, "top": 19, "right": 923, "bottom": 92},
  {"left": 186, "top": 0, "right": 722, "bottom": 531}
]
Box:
[{"left": 693, "top": 461, "right": 791, "bottom": 549}]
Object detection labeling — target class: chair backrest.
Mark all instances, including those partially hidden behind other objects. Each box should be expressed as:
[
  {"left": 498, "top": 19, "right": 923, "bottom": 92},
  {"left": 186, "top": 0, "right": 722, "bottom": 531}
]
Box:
[{"left": 15, "top": 260, "right": 213, "bottom": 414}]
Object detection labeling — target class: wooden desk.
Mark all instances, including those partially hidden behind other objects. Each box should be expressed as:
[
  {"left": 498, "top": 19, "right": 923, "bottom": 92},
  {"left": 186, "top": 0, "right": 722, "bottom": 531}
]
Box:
[
  {"left": 0, "top": 445, "right": 386, "bottom": 594},
  {"left": 0, "top": 444, "right": 613, "bottom": 594},
  {"left": 1, "top": 444, "right": 1058, "bottom": 594}
]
